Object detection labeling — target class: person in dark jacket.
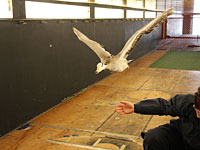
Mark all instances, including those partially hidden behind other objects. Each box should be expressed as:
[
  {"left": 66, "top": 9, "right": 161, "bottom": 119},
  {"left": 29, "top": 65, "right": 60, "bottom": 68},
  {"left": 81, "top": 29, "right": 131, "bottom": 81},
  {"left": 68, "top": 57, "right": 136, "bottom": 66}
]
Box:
[{"left": 115, "top": 87, "right": 200, "bottom": 150}]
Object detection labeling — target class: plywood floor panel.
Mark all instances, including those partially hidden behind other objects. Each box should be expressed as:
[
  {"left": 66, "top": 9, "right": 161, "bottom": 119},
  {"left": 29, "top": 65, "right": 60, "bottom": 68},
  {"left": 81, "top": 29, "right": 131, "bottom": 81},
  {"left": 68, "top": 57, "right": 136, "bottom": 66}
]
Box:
[
  {"left": 30, "top": 86, "right": 141, "bottom": 127},
  {"left": 98, "top": 112, "right": 151, "bottom": 136},
  {"left": 1, "top": 49, "right": 200, "bottom": 150},
  {"left": 130, "top": 50, "right": 167, "bottom": 68},
  {"left": 96, "top": 68, "right": 155, "bottom": 88},
  {"left": 0, "top": 126, "right": 91, "bottom": 150}
]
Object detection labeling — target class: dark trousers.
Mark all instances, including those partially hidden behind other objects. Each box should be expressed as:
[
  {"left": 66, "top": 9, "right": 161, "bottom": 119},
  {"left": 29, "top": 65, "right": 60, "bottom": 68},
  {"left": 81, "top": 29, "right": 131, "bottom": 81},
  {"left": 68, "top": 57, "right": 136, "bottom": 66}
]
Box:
[{"left": 142, "top": 124, "right": 186, "bottom": 150}]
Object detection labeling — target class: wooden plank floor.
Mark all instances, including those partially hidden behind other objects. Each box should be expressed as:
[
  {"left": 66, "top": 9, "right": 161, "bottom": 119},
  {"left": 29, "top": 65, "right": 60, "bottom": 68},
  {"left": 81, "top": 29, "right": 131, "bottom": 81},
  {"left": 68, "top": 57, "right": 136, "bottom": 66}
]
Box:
[{"left": 1, "top": 49, "right": 200, "bottom": 150}]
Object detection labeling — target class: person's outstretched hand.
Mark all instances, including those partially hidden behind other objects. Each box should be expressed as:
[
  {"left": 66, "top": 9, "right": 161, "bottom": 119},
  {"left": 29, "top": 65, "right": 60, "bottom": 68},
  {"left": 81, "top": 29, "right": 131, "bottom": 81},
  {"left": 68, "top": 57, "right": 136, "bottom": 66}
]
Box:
[{"left": 115, "top": 101, "right": 134, "bottom": 114}]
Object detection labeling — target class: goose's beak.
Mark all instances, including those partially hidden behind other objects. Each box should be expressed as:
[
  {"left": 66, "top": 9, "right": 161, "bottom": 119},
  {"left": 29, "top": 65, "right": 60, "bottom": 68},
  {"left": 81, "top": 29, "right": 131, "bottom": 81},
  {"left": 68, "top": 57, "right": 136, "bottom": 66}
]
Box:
[
  {"left": 96, "top": 67, "right": 101, "bottom": 74},
  {"left": 96, "top": 63, "right": 104, "bottom": 74}
]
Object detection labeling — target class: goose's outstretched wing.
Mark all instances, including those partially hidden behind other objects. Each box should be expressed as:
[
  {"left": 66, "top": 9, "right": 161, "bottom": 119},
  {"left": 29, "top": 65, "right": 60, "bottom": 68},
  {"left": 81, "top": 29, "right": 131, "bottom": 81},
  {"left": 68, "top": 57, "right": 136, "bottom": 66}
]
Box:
[
  {"left": 73, "top": 27, "right": 112, "bottom": 64},
  {"left": 117, "top": 8, "right": 173, "bottom": 59}
]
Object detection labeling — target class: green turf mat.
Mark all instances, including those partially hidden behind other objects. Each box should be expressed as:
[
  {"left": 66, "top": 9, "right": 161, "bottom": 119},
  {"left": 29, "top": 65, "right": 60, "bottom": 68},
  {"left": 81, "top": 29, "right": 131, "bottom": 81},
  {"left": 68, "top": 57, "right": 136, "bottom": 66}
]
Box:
[{"left": 149, "top": 51, "right": 200, "bottom": 71}]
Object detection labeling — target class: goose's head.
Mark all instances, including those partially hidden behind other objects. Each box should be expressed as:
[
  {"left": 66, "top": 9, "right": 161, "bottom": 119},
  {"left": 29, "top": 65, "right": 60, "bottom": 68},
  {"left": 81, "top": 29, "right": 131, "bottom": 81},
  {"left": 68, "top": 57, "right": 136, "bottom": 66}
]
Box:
[{"left": 96, "top": 63, "right": 107, "bottom": 74}]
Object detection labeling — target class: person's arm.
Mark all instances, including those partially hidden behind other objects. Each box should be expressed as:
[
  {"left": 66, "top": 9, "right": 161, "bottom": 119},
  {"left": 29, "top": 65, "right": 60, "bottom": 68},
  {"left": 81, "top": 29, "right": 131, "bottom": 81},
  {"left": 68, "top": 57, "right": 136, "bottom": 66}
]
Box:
[
  {"left": 134, "top": 97, "right": 174, "bottom": 115},
  {"left": 115, "top": 94, "right": 194, "bottom": 117}
]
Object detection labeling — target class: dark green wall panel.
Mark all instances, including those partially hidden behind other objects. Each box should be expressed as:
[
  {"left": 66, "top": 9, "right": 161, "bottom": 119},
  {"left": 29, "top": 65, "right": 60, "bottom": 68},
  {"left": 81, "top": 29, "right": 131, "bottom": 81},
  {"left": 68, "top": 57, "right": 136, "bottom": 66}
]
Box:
[{"left": 0, "top": 20, "right": 161, "bottom": 136}]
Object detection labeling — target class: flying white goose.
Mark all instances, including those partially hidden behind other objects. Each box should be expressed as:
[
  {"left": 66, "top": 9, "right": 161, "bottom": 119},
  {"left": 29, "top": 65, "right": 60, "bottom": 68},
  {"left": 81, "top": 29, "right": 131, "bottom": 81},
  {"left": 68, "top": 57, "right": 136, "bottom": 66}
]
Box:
[{"left": 73, "top": 8, "right": 172, "bottom": 74}]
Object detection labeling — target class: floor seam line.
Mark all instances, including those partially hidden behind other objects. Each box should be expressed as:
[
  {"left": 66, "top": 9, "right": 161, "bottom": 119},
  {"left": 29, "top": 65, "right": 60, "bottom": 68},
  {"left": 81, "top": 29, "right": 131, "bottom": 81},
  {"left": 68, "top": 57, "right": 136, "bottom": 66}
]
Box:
[{"left": 90, "top": 110, "right": 116, "bottom": 136}]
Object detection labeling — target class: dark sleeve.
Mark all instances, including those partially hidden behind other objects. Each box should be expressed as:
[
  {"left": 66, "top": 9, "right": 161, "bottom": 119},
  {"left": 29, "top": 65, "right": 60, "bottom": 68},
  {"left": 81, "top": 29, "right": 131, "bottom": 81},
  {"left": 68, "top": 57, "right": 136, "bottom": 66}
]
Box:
[{"left": 134, "top": 94, "right": 194, "bottom": 117}]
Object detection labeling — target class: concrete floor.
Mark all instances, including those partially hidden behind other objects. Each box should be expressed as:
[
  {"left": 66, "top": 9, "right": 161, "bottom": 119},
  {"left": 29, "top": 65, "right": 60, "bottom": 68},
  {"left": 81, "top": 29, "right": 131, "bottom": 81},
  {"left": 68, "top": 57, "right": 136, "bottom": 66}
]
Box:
[
  {"left": 1, "top": 48, "right": 200, "bottom": 150},
  {"left": 158, "top": 38, "right": 200, "bottom": 51}
]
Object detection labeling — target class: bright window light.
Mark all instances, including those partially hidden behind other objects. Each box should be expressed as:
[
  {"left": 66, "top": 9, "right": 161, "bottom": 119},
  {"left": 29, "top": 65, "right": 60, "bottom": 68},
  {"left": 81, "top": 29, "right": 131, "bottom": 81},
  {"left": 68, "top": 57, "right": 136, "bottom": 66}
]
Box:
[
  {"left": 25, "top": 1, "right": 90, "bottom": 19},
  {"left": 145, "top": 11, "right": 156, "bottom": 18},
  {"left": 95, "top": 0, "right": 123, "bottom": 6},
  {"left": 145, "top": 0, "right": 156, "bottom": 10},
  {"left": 0, "top": 0, "right": 13, "bottom": 18},
  {"left": 167, "top": 19, "right": 183, "bottom": 37},
  {"left": 192, "top": 15, "right": 200, "bottom": 35},
  {"left": 194, "top": 0, "right": 200, "bottom": 13},
  {"left": 95, "top": 7, "right": 124, "bottom": 18},
  {"left": 166, "top": 0, "right": 171, "bottom": 10},
  {"left": 56, "top": 0, "right": 88, "bottom": 2},
  {"left": 156, "top": 0, "right": 165, "bottom": 11},
  {"left": 168, "top": 14, "right": 183, "bottom": 18},
  {"left": 127, "top": 10, "right": 143, "bottom": 18},
  {"left": 156, "top": 12, "right": 162, "bottom": 17},
  {"left": 127, "top": 0, "right": 143, "bottom": 8},
  {"left": 193, "top": 0, "right": 200, "bottom": 35}
]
